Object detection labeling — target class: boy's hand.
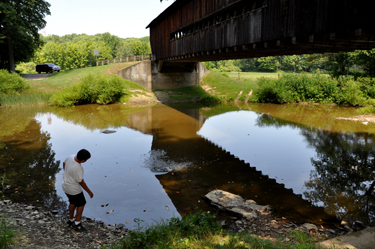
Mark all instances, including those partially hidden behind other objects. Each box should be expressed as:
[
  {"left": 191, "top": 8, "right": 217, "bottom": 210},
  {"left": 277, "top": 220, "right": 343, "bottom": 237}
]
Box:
[{"left": 89, "top": 191, "right": 94, "bottom": 198}]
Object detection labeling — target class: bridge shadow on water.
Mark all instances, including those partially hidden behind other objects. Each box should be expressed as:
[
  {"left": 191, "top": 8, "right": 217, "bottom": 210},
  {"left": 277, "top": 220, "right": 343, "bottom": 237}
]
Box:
[{"left": 126, "top": 104, "right": 340, "bottom": 227}]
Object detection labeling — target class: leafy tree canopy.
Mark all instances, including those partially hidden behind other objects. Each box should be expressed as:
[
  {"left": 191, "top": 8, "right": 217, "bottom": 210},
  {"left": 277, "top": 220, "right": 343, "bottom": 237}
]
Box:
[
  {"left": 0, "top": 0, "right": 51, "bottom": 71},
  {"left": 31, "top": 33, "right": 151, "bottom": 70}
]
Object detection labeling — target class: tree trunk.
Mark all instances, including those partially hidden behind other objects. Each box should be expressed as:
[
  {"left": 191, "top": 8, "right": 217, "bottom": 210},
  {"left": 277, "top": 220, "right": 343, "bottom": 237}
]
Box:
[
  {"left": 365, "top": 180, "right": 375, "bottom": 196},
  {"left": 7, "top": 30, "right": 15, "bottom": 72}
]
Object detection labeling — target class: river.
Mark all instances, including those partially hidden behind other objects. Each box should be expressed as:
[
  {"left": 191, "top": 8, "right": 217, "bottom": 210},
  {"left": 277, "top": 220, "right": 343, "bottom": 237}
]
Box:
[{"left": 0, "top": 103, "right": 374, "bottom": 229}]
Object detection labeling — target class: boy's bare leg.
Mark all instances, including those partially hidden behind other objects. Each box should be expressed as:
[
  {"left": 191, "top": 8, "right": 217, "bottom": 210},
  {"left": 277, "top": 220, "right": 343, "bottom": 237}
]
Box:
[
  {"left": 75, "top": 205, "right": 85, "bottom": 222},
  {"left": 69, "top": 204, "right": 76, "bottom": 220}
]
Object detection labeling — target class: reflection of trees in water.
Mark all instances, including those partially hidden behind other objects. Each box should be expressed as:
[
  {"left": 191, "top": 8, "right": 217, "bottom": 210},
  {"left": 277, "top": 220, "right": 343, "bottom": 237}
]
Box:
[
  {"left": 0, "top": 119, "right": 66, "bottom": 210},
  {"left": 255, "top": 113, "right": 375, "bottom": 226},
  {"left": 303, "top": 130, "right": 375, "bottom": 226}
]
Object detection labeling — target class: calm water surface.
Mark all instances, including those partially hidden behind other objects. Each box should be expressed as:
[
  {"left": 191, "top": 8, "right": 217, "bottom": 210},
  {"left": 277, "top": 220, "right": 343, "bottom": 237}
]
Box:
[{"left": 0, "top": 103, "right": 374, "bottom": 229}]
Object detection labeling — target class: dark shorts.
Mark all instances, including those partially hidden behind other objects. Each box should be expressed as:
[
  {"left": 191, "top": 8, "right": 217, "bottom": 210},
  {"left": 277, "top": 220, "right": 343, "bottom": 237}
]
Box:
[{"left": 66, "top": 192, "right": 86, "bottom": 208}]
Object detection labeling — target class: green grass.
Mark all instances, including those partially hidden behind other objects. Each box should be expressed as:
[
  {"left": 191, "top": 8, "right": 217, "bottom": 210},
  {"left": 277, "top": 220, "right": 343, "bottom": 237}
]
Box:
[
  {"left": 201, "top": 71, "right": 259, "bottom": 102},
  {"left": 27, "top": 62, "right": 138, "bottom": 93},
  {"left": 226, "top": 72, "right": 280, "bottom": 84},
  {"left": 0, "top": 90, "right": 52, "bottom": 107},
  {"left": 104, "top": 211, "right": 322, "bottom": 249},
  {"left": 0, "top": 215, "right": 16, "bottom": 249}
]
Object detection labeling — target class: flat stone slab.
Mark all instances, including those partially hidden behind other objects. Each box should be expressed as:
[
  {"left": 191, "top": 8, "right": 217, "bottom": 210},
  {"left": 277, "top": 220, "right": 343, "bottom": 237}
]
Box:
[
  {"left": 205, "top": 190, "right": 270, "bottom": 220},
  {"left": 318, "top": 227, "right": 375, "bottom": 249}
]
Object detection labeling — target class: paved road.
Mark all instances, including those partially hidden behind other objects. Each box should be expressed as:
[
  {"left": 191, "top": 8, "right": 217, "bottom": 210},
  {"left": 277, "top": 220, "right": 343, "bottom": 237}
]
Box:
[{"left": 21, "top": 73, "right": 53, "bottom": 80}]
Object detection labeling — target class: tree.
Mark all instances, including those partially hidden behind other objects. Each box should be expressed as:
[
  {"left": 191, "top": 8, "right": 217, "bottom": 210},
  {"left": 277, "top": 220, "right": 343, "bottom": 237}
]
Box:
[
  {"left": 257, "top": 56, "right": 278, "bottom": 72},
  {"left": 234, "top": 58, "right": 257, "bottom": 72},
  {"left": 353, "top": 49, "right": 375, "bottom": 77},
  {"left": 281, "top": 55, "right": 307, "bottom": 72},
  {"left": 0, "top": 0, "right": 51, "bottom": 72},
  {"left": 100, "top": 32, "right": 121, "bottom": 58},
  {"left": 128, "top": 40, "right": 151, "bottom": 55},
  {"left": 116, "top": 43, "right": 134, "bottom": 58},
  {"left": 328, "top": 52, "right": 354, "bottom": 78}
]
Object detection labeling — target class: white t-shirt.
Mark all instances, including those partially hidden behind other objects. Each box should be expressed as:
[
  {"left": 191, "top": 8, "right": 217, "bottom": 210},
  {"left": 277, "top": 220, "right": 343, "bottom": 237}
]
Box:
[{"left": 62, "top": 155, "right": 84, "bottom": 195}]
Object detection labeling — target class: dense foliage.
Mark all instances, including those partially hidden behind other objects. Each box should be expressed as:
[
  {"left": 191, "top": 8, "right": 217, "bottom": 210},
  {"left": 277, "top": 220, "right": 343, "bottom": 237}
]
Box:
[
  {"left": 205, "top": 50, "right": 375, "bottom": 79},
  {"left": 0, "top": 69, "right": 29, "bottom": 94},
  {"left": 31, "top": 33, "right": 151, "bottom": 70},
  {"left": 0, "top": 0, "right": 50, "bottom": 71},
  {"left": 15, "top": 62, "right": 37, "bottom": 74},
  {"left": 254, "top": 73, "right": 375, "bottom": 106},
  {"left": 50, "top": 74, "right": 126, "bottom": 107}
]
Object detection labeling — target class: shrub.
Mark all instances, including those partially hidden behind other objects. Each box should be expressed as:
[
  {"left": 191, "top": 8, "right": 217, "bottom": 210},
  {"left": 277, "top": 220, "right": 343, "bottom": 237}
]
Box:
[
  {"left": 0, "top": 70, "right": 30, "bottom": 94},
  {"left": 255, "top": 73, "right": 338, "bottom": 104},
  {"left": 15, "top": 62, "right": 37, "bottom": 74},
  {"left": 335, "top": 78, "right": 367, "bottom": 106},
  {"left": 278, "top": 73, "right": 337, "bottom": 103},
  {"left": 50, "top": 74, "right": 126, "bottom": 107},
  {"left": 354, "top": 77, "right": 375, "bottom": 98},
  {"left": 255, "top": 77, "right": 293, "bottom": 103}
]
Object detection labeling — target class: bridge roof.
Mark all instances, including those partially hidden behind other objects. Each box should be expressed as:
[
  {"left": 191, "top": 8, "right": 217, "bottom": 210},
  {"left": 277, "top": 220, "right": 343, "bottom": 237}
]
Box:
[{"left": 146, "top": 0, "right": 186, "bottom": 29}]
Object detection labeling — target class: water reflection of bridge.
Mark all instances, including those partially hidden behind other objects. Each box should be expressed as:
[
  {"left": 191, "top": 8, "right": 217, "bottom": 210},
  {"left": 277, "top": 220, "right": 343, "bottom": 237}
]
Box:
[{"left": 126, "top": 104, "right": 339, "bottom": 226}]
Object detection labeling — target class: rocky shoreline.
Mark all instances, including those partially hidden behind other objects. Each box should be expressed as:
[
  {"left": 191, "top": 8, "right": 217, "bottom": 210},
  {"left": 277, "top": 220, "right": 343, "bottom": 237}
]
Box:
[
  {"left": 1, "top": 200, "right": 128, "bottom": 248},
  {"left": 1, "top": 194, "right": 365, "bottom": 248},
  {"left": 205, "top": 190, "right": 364, "bottom": 244}
]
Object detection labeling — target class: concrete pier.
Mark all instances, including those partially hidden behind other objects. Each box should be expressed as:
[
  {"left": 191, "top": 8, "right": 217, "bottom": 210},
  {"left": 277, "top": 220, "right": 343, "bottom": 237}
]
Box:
[{"left": 117, "top": 61, "right": 208, "bottom": 91}]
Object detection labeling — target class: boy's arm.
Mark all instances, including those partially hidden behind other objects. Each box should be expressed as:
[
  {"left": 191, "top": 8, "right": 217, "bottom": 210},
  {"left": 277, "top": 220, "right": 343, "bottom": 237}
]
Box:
[{"left": 79, "top": 179, "right": 94, "bottom": 198}]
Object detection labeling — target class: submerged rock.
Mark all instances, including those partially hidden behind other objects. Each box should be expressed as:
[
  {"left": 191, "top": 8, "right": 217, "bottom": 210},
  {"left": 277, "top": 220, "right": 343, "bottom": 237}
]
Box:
[
  {"left": 205, "top": 190, "right": 270, "bottom": 220},
  {"left": 101, "top": 130, "right": 117, "bottom": 134}
]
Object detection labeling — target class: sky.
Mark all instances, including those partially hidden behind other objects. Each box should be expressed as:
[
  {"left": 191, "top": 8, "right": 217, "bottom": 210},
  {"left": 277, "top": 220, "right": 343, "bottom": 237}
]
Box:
[{"left": 42, "top": 0, "right": 174, "bottom": 39}]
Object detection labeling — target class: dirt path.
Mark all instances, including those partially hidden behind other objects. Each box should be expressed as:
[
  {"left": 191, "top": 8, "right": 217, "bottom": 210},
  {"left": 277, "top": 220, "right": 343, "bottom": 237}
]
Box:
[{"left": 21, "top": 73, "right": 53, "bottom": 80}]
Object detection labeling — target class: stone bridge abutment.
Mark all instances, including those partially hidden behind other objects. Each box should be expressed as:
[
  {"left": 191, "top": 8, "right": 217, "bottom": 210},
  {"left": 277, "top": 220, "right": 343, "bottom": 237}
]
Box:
[{"left": 117, "top": 61, "right": 208, "bottom": 91}]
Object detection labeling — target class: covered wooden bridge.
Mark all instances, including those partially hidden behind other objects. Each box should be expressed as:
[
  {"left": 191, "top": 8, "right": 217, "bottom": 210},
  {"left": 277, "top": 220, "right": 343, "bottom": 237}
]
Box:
[{"left": 146, "top": 0, "right": 375, "bottom": 65}]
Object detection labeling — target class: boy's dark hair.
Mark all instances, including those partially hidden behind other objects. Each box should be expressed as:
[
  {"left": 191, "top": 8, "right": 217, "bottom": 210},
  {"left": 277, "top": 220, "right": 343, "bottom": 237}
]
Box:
[{"left": 77, "top": 149, "right": 91, "bottom": 161}]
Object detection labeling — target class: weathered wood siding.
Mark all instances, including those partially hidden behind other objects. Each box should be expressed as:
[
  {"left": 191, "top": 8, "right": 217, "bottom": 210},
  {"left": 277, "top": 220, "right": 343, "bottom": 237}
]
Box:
[{"left": 148, "top": 0, "right": 375, "bottom": 61}]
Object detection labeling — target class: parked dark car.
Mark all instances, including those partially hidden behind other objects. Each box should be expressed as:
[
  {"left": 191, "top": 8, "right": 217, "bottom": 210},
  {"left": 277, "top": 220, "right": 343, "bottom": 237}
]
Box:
[{"left": 36, "top": 63, "right": 61, "bottom": 74}]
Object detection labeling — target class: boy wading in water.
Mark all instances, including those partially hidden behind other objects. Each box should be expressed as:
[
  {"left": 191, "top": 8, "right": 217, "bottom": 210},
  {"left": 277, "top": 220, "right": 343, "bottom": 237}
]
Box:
[{"left": 63, "top": 149, "right": 94, "bottom": 231}]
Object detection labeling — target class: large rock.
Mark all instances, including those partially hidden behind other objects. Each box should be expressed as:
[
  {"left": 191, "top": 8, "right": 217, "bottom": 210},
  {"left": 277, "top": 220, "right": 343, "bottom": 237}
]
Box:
[
  {"left": 205, "top": 190, "right": 270, "bottom": 220},
  {"left": 319, "top": 227, "right": 375, "bottom": 249}
]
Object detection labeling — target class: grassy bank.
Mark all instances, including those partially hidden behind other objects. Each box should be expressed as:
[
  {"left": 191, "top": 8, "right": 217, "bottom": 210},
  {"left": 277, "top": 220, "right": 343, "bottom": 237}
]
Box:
[
  {"left": 3, "top": 64, "right": 375, "bottom": 112},
  {"left": 153, "top": 71, "right": 267, "bottom": 103},
  {"left": 27, "top": 62, "right": 138, "bottom": 93},
  {"left": 0, "top": 62, "right": 142, "bottom": 107},
  {"left": 107, "top": 211, "right": 321, "bottom": 249}
]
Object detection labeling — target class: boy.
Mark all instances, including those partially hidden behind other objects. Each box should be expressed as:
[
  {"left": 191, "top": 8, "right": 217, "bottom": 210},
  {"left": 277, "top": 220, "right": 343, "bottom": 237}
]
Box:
[{"left": 62, "top": 149, "right": 94, "bottom": 231}]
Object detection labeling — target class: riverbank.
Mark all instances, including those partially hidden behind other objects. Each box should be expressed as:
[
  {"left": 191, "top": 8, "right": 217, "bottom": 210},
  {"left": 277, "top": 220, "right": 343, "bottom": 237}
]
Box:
[
  {"left": 1, "top": 200, "right": 127, "bottom": 248},
  {"left": 1, "top": 197, "right": 364, "bottom": 249}
]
